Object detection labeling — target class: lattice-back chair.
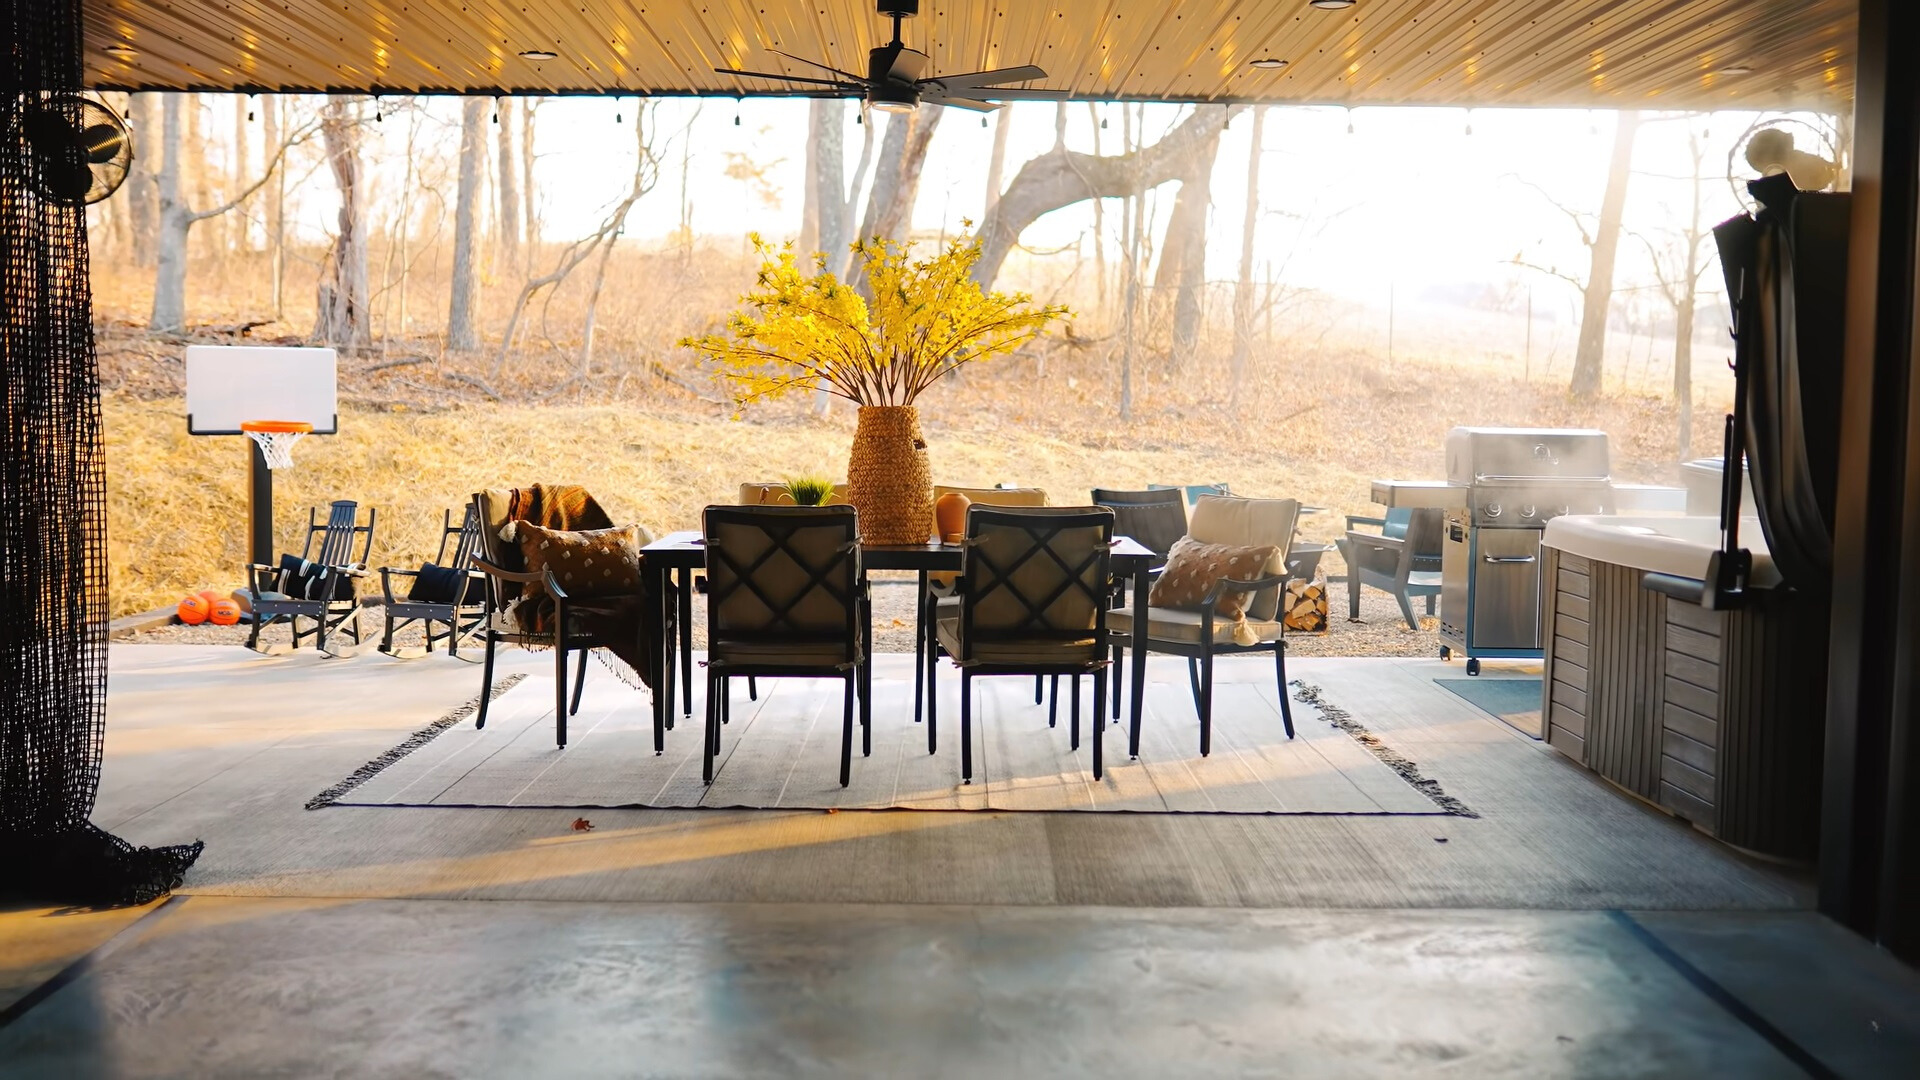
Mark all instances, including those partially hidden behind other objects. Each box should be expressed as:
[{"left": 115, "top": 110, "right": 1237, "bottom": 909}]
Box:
[
  {"left": 725, "top": 481, "right": 850, "bottom": 705},
  {"left": 1110, "top": 495, "right": 1300, "bottom": 758},
  {"left": 467, "top": 489, "right": 617, "bottom": 748},
  {"left": 930, "top": 506, "right": 1115, "bottom": 781},
  {"left": 922, "top": 485, "right": 1051, "bottom": 714},
  {"left": 245, "top": 499, "right": 375, "bottom": 654},
  {"left": 378, "top": 505, "right": 485, "bottom": 656},
  {"left": 702, "top": 505, "right": 868, "bottom": 787}
]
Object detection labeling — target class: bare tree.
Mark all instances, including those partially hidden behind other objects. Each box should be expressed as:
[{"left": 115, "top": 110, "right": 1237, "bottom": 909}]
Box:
[
  {"left": 495, "top": 102, "right": 661, "bottom": 378},
  {"left": 1575, "top": 112, "right": 1641, "bottom": 397},
  {"left": 983, "top": 106, "right": 1012, "bottom": 218},
  {"left": 856, "top": 106, "right": 943, "bottom": 243},
  {"left": 124, "top": 93, "right": 160, "bottom": 267},
  {"left": 148, "top": 93, "right": 308, "bottom": 332},
  {"left": 1152, "top": 108, "right": 1224, "bottom": 362},
  {"left": 1230, "top": 106, "right": 1267, "bottom": 402},
  {"left": 973, "top": 103, "right": 1243, "bottom": 289},
  {"left": 447, "top": 97, "right": 488, "bottom": 350},
  {"left": 495, "top": 97, "right": 521, "bottom": 266},
  {"left": 231, "top": 94, "right": 251, "bottom": 252},
  {"left": 262, "top": 95, "right": 287, "bottom": 317},
  {"left": 1635, "top": 123, "right": 1716, "bottom": 459},
  {"left": 521, "top": 97, "right": 541, "bottom": 276},
  {"left": 313, "top": 96, "right": 371, "bottom": 348},
  {"left": 832, "top": 108, "right": 878, "bottom": 277}
]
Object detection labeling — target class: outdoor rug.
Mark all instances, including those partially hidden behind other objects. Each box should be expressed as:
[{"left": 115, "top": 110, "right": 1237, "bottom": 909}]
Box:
[
  {"left": 313, "top": 655, "right": 1464, "bottom": 815},
  {"left": 1436, "top": 677, "right": 1544, "bottom": 738}
]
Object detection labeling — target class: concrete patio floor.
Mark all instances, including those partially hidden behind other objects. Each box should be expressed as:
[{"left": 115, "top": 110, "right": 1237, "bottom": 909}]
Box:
[{"left": 3, "top": 645, "right": 1915, "bottom": 1077}]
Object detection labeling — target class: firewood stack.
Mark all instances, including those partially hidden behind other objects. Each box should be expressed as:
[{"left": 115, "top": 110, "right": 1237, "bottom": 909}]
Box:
[{"left": 1283, "top": 577, "right": 1330, "bottom": 633}]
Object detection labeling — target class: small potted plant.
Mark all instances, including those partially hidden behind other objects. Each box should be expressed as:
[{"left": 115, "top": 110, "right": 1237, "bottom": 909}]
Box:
[
  {"left": 684, "top": 232, "right": 1067, "bottom": 544},
  {"left": 782, "top": 475, "right": 838, "bottom": 507}
]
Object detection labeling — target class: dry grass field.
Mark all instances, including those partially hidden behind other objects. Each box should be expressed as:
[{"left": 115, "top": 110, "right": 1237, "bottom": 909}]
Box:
[{"left": 94, "top": 242, "right": 1731, "bottom": 618}]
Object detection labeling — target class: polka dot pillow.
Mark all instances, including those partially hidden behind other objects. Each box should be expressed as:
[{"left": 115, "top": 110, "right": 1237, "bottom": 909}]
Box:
[
  {"left": 516, "top": 523, "right": 647, "bottom": 600},
  {"left": 1148, "top": 536, "right": 1282, "bottom": 620}
]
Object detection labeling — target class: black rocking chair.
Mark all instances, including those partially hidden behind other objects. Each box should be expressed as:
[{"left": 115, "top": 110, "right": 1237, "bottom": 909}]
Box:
[
  {"left": 378, "top": 504, "right": 486, "bottom": 657},
  {"left": 244, "top": 499, "right": 375, "bottom": 654}
]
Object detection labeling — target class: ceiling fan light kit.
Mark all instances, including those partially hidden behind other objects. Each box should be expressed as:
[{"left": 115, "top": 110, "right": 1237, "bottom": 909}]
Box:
[
  {"left": 518, "top": 49, "right": 558, "bottom": 62},
  {"left": 1250, "top": 58, "right": 1289, "bottom": 69},
  {"left": 715, "top": 0, "right": 1064, "bottom": 114},
  {"left": 1310, "top": 0, "right": 1359, "bottom": 10}
]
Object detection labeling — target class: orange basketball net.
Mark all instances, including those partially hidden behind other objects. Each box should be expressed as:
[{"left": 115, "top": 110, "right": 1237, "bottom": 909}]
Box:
[{"left": 240, "top": 420, "right": 312, "bottom": 470}]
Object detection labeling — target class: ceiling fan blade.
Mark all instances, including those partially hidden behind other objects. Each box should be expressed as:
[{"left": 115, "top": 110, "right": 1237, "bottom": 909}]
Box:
[
  {"left": 920, "top": 65, "right": 1048, "bottom": 90},
  {"left": 769, "top": 49, "right": 868, "bottom": 85},
  {"left": 950, "top": 88, "right": 1068, "bottom": 102},
  {"left": 920, "top": 94, "right": 1001, "bottom": 113},
  {"left": 714, "top": 67, "right": 863, "bottom": 90}
]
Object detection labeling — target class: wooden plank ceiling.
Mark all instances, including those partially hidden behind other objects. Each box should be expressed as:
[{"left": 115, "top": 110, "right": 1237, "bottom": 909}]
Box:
[{"left": 84, "top": 0, "right": 1855, "bottom": 110}]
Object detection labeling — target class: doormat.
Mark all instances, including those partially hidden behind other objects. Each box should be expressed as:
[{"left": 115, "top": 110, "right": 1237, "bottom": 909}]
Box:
[{"left": 1436, "top": 678, "right": 1543, "bottom": 733}]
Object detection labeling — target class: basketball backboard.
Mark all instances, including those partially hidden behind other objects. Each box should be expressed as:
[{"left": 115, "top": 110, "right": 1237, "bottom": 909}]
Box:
[{"left": 185, "top": 346, "right": 338, "bottom": 435}]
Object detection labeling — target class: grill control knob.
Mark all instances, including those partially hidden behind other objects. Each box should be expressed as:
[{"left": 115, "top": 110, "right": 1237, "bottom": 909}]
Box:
[
  {"left": 1484, "top": 503, "right": 1503, "bottom": 519},
  {"left": 1520, "top": 504, "right": 1537, "bottom": 519}
]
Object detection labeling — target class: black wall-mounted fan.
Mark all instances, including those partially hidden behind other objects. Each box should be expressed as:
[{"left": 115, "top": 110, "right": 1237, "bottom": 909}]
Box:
[
  {"left": 17, "top": 94, "right": 133, "bottom": 206},
  {"left": 716, "top": 0, "right": 1066, "bottom": 113}
]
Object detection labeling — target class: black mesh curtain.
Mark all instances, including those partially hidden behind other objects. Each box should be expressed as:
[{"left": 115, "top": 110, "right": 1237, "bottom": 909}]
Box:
[{"left": 3, "top": 0, "right": 201, "bottom": 902}]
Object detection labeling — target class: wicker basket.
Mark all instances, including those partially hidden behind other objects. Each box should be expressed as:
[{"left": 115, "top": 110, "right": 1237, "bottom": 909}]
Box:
[{"left": 847, "top": 405, "right": 933, "bottom": 545}]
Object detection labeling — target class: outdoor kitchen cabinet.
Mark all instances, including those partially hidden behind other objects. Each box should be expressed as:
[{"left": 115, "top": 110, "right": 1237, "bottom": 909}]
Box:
[{"left": 1540, "top": 541, "right": 1826, "bottom": 863}]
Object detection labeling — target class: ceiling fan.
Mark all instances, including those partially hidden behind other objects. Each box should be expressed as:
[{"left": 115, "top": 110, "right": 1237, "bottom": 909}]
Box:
[{"left": 715, "top": 0, "right": 1066, "bottom": 114}]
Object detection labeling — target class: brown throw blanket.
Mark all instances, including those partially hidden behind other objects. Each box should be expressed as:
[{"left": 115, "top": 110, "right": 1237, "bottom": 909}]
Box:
[{"left": 505, "top": 483, "right": 661, "bottom": 692}]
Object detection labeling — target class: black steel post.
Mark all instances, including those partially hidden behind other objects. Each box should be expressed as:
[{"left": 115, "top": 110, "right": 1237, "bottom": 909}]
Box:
[
  {"left": 1823, "top": 0, "right": 1920, "bottom": 963},
  {"left": 248, "top": 439, "right": 274, "bottom": 569}
]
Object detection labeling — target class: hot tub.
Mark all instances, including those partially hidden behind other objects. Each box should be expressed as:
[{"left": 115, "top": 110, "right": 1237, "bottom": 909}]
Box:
[{"left": 1537, "top": 515, "right": 1823, "bottom": 862}]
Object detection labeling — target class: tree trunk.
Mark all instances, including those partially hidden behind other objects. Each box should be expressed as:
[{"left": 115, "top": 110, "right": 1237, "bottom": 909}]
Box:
[
  {"left": 149, "top": 94, "right": 190, "bottom": 331},
  {"left": 1571, "top": 111, "right": 1641, "bottom": 399},
  {"left": 495, "top": 97, "right": 521, "bottom": 267},
  {"left": 800, "top": 100, "right": 827, "bottom": 253},
  {"left": 1087, "top": 102, "right": 1109, "bottom": 311},
  {"left": 231, "top": 95, "right": 250, "bottom": 252},
  {"left": 125, "top": 93, "right": 160, "bottom": 267},
  {"left": 1154, "top": 117, "right": 1223, "bottom": 362},
  {"left": 849, "top": 105, "right": 942, "bottom": 294},
  {"left": 521, "top": 99, "right": 539, "bottom": 276},
  {"left": 1231, "top": 107, "right": 1266, "bottom": 402},
  {"left": 579, "top": 233, "right": 618, "bottom": 375},
  {"left": 833, "top": 110, "right": 877, "bottom": 278},
  {"left": 263, "top": 95, "right": 285, "bottom": 318},
  {"left": 1674, "top": 293, "right": 1695, "bottom": 457},
  {"left": 984, "top": 107, "right": 1012, "bottom": 218},
  {"left": 1119, "top": 104, "right": 1142, "bottom": 422},
  {"left": 974, "top": 104, "right": 1243, "bottom": 289},
  {"left": 313, "top": 97, "right": 371, "bottom": 349},
  {"left": 447, "top": 97, "right": 487, "bottom": 351}
]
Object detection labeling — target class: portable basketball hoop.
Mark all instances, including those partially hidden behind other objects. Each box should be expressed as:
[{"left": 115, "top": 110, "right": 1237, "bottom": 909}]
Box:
[{"left": 241, "top": 420, "right": 312, "bottom": 470}]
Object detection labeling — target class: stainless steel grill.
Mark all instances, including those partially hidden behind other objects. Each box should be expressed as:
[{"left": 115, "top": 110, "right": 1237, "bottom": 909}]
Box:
[{"left": 1439, "top": 427, "right": 1613, "bottom": 674}]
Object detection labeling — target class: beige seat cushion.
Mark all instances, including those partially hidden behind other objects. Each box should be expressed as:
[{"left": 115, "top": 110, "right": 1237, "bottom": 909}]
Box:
[
  {"left": 935, "top": 616, "right": 1098, "bottom": 665},
  {"left": 1108, "top": 605, "right": 1283, "bottom": 646},
  {"left": 711, "top": 638, "right": 857, "bottom": 668},
  {"left": 1185, "top": 495, "right": 1300, "bottom": 621},
  {"left": 932, "top": 485, "right": 1049, "bottom": 507}
]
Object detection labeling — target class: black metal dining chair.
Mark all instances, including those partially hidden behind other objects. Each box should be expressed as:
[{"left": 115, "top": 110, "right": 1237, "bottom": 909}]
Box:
[
  {"left": 702, "top": 504, "right": 869, "bottom": 787},
  {"left": 929, "top": 505, "right": 1115, "bottom": 782}
]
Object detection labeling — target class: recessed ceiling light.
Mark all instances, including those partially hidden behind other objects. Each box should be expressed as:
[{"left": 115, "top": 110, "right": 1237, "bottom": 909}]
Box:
[
  {"left": 103, "top": 43, "right": 137, "bottom": 58},
  {"left": 1715, "top": 64, "right": 1754, "bottom": 76},
  {"left": 1250, "top": 58, "right": 1289, "bottom": 70},
  {"left": 1309, "top": 0, "right": 1358, "bottom": 10},
  {"left": 518, "top": 49, "right": 559, "bottom": 61}
]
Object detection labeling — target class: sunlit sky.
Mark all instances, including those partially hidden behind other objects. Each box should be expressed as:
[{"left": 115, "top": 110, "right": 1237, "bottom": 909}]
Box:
[{"left": 253, "top": 95, "right": 1839, "bottom": 314}]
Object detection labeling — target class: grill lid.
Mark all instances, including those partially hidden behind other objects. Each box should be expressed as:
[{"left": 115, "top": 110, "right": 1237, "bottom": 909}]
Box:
[{"left": 1444, "top": 426, "right": 1611, "bottom": 486}]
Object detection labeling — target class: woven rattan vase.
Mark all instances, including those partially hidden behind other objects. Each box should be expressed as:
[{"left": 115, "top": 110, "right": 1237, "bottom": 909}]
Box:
[{"left": 847, "top": 405, "right": 933, "bottom": 545}]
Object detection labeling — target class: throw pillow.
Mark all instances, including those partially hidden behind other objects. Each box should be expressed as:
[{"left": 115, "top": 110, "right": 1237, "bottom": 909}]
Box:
[
  {"left": 516, "top": 523, "right": 646, "bottom": 601},
  {"left": 408, "top": 561, "right": 468, "bottom": 604},
  {"left": 278, "top": 553, "right": 354, "bottom": 601},
  {"left": 1149, "top": 536, "right": 1281, "bottom": 620}
]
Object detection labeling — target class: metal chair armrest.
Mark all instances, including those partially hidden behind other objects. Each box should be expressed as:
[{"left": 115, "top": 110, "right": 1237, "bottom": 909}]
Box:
[
  {"left": 470, "top": 556, "right": 546, "bottom": 584},
  {"left": 544, "top": 571, "right": 572, "bottom": 602},
  {"left": 1199, "top": 573, "right": 1291, "bottom": 607},
  {"left": 1346, "top": 515, "right": 1387, "bottom": 532}
]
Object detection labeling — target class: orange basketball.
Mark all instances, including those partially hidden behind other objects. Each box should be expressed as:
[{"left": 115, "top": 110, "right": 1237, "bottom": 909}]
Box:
[
  {"left": 177, "top": 594, "right": 211, "bottom": 625},
  {"left": 197, "top": 589, "right": 223, "bottom": 606},
  {"left": 208, "top": 599, "right": 242, "bottom": 626}
]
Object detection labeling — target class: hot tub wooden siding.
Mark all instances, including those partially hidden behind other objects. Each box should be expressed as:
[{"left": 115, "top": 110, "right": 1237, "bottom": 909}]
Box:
[{"left": 1540, "top": 547, "right": 1825, "bottom": 860}]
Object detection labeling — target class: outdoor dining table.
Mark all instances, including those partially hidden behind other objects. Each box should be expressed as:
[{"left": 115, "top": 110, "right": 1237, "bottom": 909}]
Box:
[{"left": 640, "top": 531, "right": 1159, "bottom": 755}]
